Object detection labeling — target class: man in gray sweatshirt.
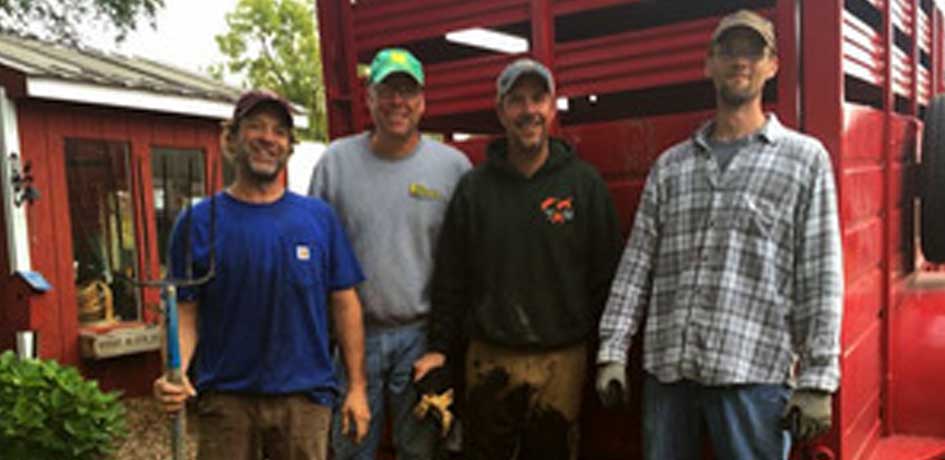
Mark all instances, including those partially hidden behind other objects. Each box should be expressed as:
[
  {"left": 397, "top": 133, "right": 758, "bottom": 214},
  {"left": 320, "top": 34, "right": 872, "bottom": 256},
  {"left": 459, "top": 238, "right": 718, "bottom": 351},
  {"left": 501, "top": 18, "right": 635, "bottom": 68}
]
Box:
[{"left": 309, "top": 48, "right": 471, "bottom": 460}]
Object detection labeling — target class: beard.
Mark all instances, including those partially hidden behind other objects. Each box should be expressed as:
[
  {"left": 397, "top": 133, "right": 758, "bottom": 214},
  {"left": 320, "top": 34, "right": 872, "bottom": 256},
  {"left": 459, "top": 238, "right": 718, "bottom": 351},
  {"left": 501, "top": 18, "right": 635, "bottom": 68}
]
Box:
[
  {"left": 244, "top": 163, "right": 282, "bottom": 183},
  {"left": 509, "top": 114, "right": 547, "bottom": 156},
  {"left": 235, "top": 146, "right": 285, "bottom": 184},
  {"left": 718, "top": 81, "right": 760, "bottom": 107}
]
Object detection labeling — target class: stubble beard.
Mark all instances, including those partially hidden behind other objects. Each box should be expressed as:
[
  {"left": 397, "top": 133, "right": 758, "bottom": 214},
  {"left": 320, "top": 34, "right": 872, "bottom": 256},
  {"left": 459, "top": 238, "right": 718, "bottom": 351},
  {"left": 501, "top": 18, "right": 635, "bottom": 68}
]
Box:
[
  {"left": 510, "top": 115, "right": 547, "bottom": 157},
  {"left": 237, "top": 147, "right": 284, "bottom": 185},
  {"left": 718, "top": 81, "right": 761, "bottom": 108}
]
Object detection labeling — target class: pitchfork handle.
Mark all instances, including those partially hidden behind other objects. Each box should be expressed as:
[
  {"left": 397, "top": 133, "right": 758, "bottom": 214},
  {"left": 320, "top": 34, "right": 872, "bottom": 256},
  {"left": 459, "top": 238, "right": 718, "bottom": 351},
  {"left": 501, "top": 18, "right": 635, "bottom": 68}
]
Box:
[{"left": 165, "top": 286, "right": 186, "bottom": 460}]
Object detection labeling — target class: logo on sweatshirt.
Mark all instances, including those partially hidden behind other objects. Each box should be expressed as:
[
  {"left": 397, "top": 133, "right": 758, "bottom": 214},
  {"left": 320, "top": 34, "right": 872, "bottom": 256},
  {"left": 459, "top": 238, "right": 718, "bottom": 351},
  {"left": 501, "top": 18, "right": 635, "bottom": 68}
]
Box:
[
  {"left": 409, "top": 182, "right": 445, "bottom": 201},
  {"left": 541, "top": 197, "right": 574, "bottom": 224}
]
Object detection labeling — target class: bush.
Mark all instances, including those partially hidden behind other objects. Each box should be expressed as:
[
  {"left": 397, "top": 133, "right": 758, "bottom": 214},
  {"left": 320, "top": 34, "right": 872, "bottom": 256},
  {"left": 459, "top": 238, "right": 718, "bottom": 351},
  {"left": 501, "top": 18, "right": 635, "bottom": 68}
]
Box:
[{"left": 0, "top": 350, "right": 128, "bottom": 460}]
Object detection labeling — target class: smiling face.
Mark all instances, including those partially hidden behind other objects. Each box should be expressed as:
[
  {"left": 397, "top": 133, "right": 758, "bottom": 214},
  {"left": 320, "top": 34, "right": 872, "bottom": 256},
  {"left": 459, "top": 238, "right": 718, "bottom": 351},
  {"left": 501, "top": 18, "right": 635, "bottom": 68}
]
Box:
[
  {"left": 229, "top": 105, "right": 292, "bottom": 184},
  {"left": 705, "top": 27, "right": 779, "bottom": 108},
  {"left": 496, "top": 74, "right": 555, "bottom": 158},
  {"left": 367, "top": 72, "right": 425, "bottom": 142}
]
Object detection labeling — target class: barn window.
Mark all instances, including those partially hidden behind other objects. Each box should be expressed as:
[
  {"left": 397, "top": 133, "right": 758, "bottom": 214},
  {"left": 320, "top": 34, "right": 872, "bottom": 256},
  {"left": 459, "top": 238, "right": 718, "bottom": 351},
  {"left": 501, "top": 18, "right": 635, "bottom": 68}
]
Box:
[
  {"left": 151, "top": 148, "right": 206, "bottom": 275},
  {"left": 65, "top": 139, "right": 141, "bottom": 325}
]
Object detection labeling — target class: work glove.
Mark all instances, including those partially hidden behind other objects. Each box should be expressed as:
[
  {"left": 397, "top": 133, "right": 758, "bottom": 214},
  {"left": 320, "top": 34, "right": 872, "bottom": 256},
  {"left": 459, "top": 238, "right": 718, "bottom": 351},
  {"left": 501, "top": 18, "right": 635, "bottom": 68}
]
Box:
[
  {"left": 781, "top": 389, "right": 833, "bottom": 442},
  {"left": 595, "top": 362, "right": 627, "bottom": 408},
  {"left": 414, "top": 389, "right": 454, "bottom": 438},
  {"left": 413, "top": 365, "right": 455, "bottom": 438}
]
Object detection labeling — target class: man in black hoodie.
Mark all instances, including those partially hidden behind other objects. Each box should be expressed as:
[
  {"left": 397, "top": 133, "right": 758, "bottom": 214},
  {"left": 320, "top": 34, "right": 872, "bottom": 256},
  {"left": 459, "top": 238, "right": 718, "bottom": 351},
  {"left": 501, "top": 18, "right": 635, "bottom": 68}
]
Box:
[{"left": 412, "top": 59, "right": 622, "bottom": 460}]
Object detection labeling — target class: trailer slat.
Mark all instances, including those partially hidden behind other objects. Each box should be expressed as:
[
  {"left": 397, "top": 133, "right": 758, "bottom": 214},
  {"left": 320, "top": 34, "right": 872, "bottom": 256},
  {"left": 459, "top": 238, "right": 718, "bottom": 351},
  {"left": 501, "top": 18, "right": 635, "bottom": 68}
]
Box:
[{"left": 352, "top": 0, "right": 529, "bottom": 52}]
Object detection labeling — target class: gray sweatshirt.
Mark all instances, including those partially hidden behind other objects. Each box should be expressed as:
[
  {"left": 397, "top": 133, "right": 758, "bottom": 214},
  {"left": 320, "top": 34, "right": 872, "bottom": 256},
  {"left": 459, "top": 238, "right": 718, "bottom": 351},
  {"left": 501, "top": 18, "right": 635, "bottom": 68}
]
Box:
[{"left": 309, "top": 132, "right": 471, "bottom": 329}]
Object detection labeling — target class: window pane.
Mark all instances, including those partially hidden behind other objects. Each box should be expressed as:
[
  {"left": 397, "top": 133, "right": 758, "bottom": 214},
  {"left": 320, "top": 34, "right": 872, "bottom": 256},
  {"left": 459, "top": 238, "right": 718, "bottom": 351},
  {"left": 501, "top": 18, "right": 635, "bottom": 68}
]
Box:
[
  {"left": 151, "top": 148, "right": 205, "bottom": 276},
  {"left": 65, "top": 139, "right": 141, "bottom": 324}
]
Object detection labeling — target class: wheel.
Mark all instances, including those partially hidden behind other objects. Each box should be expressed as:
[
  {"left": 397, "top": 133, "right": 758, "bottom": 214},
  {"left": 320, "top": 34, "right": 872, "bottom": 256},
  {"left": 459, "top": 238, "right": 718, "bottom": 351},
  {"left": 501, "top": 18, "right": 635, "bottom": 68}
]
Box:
[{"left": 921, "top": 94, "right": 945, "bottom": 263}]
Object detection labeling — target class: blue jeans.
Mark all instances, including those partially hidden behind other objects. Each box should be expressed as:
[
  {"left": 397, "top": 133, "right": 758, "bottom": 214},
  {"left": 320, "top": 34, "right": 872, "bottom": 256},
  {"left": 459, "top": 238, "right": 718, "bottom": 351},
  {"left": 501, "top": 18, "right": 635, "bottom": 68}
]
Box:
[
  {"left": 332, "top": 323, "right": 438, "bottom": 460},
  {"left": 643, "top": 374, "right": 791, "bottom": 460}
]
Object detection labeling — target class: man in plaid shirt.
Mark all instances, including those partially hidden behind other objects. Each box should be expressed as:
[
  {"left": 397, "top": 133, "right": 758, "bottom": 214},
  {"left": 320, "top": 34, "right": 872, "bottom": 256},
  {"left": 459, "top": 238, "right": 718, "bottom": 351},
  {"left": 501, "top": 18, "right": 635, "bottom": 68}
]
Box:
[{"left": 595, "top": 10, "right": 843, "bottom": 459}]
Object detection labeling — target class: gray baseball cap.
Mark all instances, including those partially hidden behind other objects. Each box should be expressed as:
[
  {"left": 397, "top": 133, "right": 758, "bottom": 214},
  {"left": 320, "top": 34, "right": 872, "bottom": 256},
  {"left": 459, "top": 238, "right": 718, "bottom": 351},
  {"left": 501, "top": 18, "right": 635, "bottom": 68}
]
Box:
[{"left": 496, "top": 58, "right": 555, "bottom": 99}]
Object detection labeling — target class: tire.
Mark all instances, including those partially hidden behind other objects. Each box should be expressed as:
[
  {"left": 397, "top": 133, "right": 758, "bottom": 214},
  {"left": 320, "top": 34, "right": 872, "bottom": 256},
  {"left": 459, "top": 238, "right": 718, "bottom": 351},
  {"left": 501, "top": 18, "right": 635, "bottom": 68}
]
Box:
[{"left": 921, "top": 94, "right": 945, "bottom": 263}]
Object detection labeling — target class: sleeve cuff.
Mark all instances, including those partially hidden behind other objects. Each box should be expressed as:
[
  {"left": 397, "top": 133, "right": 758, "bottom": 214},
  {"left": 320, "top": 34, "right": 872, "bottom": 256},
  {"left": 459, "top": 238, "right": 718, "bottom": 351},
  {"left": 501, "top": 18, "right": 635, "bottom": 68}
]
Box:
[
  {"left": 596, "top": 346, "right": 628, "bottom": 366},
  {"left": 795, "top": 360, "right": 840, "bottom": 392}
]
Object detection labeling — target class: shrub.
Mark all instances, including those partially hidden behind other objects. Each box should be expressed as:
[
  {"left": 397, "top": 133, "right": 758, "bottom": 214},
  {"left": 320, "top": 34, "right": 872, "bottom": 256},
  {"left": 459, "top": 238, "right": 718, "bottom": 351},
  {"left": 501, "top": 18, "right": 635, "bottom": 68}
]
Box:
[{"left": 0, "top": 350, "right": 128, "bottom": 460}]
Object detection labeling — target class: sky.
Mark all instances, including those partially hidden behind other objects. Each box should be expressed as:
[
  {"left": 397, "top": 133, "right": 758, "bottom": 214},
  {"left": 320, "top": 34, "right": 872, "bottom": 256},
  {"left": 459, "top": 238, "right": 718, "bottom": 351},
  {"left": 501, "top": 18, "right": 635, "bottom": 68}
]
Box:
[{"left": 88, "top": 0, "right": 240, "bottom": 83}]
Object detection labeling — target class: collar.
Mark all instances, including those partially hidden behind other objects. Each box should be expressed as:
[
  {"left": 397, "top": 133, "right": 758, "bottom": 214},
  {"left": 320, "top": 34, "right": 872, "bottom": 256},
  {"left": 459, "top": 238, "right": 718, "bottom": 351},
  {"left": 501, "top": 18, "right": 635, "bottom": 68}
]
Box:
[{"left": 693, "top": 113, "right": 785, "bottom": 151}]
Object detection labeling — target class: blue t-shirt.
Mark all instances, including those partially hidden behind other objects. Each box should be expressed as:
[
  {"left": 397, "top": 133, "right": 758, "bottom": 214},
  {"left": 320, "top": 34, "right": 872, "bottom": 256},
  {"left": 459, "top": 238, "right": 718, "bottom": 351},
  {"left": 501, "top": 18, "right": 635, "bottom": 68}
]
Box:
[{"left": 169, "top": 191, "right": 364, "bottom": 405}]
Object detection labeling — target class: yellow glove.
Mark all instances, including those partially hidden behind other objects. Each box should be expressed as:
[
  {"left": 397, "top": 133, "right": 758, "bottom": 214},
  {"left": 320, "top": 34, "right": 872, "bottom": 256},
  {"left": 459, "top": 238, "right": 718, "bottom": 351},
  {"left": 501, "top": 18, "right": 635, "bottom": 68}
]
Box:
[{"left": 414, "top": 389, "right": 454, "bottom": 438}]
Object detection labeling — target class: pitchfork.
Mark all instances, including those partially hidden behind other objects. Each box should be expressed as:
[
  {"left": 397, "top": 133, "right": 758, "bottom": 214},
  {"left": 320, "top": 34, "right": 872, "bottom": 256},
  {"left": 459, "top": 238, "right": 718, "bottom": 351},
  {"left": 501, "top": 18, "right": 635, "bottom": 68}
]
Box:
[{"left": 127, "top": 157, "right": 217, "bottom": 460}]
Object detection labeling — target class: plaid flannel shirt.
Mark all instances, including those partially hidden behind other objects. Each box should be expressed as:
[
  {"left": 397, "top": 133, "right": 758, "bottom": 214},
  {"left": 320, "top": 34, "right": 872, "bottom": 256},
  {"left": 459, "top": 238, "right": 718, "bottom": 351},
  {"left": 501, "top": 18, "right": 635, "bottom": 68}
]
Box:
[{"left": 597, "top": 115, "right": 843, "bottom": 391}]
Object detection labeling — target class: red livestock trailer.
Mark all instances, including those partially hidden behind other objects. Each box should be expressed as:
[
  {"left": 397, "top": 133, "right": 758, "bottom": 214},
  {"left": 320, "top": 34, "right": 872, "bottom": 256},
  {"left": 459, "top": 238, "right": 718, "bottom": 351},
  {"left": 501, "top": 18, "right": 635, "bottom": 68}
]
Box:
[{"left": 316, "top": 1, "right": 945, "bottom": 459}]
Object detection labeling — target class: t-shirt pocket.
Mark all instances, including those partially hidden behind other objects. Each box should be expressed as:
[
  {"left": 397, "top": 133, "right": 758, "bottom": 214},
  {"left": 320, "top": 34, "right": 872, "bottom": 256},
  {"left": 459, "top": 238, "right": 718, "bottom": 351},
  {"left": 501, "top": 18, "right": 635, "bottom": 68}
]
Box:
[{"left": 281, "top": 238, "right": 322, "bottom": 287}]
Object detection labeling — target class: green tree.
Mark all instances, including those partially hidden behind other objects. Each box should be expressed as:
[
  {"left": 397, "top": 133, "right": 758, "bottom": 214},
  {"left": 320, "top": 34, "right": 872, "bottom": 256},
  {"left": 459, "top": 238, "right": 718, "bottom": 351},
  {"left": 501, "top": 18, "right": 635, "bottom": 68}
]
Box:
[
  {"left": 212, "top": 0, "right": 326, "bottom": 141},
  {"left": 0, "top": 0, "right": 163, "bottom": 44}
]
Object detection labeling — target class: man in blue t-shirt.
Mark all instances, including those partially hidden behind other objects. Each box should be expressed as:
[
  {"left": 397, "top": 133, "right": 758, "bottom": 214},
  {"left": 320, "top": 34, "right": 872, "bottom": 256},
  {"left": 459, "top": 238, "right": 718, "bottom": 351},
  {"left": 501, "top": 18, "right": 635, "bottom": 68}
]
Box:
[{"left": 153, "top": 89, "right": 371, "bottom": 460}]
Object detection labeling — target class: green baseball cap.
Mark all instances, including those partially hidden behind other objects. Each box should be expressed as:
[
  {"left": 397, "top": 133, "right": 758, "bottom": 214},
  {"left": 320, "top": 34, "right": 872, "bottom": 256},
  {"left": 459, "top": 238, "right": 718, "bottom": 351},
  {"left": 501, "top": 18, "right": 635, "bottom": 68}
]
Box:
[{"left": 369, "top": 48, "right": 425, "bottom": 86}]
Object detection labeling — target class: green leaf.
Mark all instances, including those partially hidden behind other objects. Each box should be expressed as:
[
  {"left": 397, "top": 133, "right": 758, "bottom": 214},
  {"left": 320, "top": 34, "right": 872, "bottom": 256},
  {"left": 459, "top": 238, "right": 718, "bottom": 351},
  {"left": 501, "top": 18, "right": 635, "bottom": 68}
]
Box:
[
  {"left": 63, "top": 419, "right": 76, "bottom": 435},
  {"left": 0, "top": 356, "right": 127, "bottom": 459}
]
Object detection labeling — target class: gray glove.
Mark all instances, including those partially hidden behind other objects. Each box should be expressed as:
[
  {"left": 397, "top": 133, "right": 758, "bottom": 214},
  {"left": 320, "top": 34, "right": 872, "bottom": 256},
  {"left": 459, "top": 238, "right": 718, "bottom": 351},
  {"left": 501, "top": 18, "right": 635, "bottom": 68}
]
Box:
[
  {"left": 781, "top": 389, "right": 832, "bottom": 442},
  {"left": 595, "top": 362, "right": 627, "bottom": 408}
]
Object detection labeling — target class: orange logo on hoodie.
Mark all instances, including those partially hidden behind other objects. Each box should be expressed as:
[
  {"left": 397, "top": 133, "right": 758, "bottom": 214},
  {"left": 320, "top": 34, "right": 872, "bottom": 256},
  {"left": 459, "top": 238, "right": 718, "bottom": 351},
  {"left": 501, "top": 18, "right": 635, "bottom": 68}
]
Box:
[{"left": 541, "top": 197, "right": 574, "bottom": 224}]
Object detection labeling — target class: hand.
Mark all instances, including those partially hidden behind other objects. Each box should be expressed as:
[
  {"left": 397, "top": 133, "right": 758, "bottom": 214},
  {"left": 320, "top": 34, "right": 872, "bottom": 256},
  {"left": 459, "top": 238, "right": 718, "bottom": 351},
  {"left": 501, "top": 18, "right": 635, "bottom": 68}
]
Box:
[
  {"left": 340, "top": 385, "right": 371, "bottom": 444},
  {"left": 413, "top": 352, "right": 446, "bottom": 383},
  {"left": 153, "top": 374, "right": 196, "bottom": 413},
  {"left": 595, "top": 362, "right": 627, "bottom": 408},
  {"left": 781, "top": 389, "right": 832, "bottom": 442}
]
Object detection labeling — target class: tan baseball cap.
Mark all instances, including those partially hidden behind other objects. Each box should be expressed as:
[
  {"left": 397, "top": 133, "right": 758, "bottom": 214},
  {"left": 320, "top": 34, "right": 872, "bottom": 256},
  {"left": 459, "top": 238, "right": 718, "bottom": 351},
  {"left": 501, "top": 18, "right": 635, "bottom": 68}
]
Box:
[{"left": 712, "top": 9, "right": 776, "bottom": 51}]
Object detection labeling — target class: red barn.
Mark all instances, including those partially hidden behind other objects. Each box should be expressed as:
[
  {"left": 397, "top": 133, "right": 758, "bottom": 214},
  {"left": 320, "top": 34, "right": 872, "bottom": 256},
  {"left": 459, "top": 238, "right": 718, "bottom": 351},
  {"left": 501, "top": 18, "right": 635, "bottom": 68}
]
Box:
[{"left": 0, "top": 34, "right": 291, "bottom": 396}]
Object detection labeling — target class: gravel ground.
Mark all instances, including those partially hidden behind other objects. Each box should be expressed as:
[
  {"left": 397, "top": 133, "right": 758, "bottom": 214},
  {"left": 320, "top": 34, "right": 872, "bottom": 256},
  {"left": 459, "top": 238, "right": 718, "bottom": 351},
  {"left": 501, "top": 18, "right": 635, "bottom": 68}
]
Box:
[{"left": 114, "top": 397, "right": 197, "bottom": 460}]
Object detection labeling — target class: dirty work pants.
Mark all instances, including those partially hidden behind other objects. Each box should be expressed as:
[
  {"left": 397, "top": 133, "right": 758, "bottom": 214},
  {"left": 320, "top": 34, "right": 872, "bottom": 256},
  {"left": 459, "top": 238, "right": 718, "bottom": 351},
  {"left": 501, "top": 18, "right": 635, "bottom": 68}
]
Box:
[
  {"left": 643, "top": 373, "right": 792, "bottom": 460},
  {"left": 463, "top": 340, "right": 586, "bottom": 460},
  {"left": 332, "top": 323, "right": 438, "bottom": 460},
  {"left": 195, "top": 392, "right": 331, "bottom": 460}
]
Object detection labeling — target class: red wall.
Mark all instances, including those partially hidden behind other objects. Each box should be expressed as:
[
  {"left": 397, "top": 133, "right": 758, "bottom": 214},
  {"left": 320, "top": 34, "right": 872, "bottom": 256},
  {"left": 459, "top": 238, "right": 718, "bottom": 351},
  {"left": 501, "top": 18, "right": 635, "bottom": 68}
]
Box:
[
  {"left": 838, "top": 106, "right": 891, "bottom": 460},
  {"left": 319, "top": 0, "right": 945, "bottom": 458},
  {"left": 0, "top": 185, "right": 32, "bottom": 353}
]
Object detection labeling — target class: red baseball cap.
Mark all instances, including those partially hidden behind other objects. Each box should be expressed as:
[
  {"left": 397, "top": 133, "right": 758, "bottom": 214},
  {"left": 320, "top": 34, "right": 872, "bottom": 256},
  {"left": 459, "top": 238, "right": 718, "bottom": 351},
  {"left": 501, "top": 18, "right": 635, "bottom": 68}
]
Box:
[{"left": 233, "top": 89, "right": 294, "bottom": 128}]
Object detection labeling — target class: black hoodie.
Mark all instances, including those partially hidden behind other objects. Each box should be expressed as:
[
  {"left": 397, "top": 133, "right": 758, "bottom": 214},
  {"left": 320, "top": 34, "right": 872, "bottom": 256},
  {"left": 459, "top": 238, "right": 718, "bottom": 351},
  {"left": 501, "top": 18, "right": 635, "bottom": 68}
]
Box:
[{"left": 428, "top": 137, "right": 622, "bottom": 352}]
